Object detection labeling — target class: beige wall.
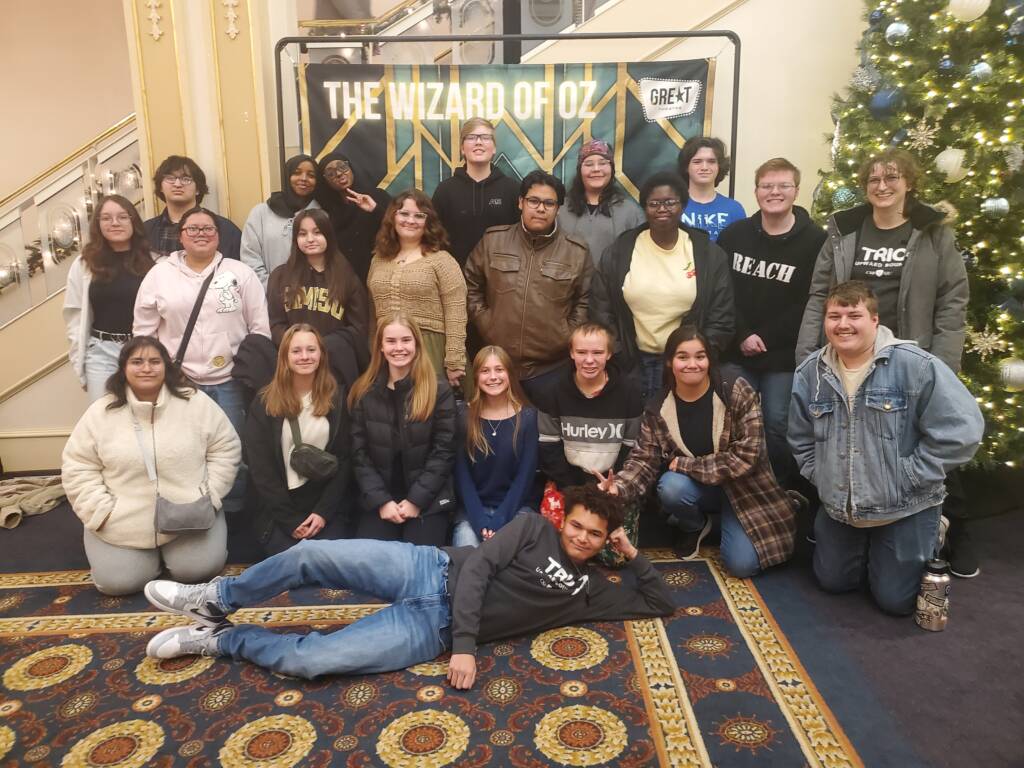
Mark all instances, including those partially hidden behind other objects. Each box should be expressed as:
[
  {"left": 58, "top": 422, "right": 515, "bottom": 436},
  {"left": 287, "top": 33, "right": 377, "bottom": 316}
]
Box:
[
  {"left": 530, "top": 0, "right": 864, "bottom": 213},
  {"left": 0, "top": 0, "right": 133, "bottom": 197}
]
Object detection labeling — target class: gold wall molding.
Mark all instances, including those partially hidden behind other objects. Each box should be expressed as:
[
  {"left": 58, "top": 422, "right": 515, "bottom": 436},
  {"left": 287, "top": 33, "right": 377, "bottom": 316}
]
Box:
[
  {"left": 146, "top": 0, "right": 164, "bottom": 41},
  {"left": 0, "top": 355, "right": 69, "bottom": 407},
  {"left": 223, "top": 0, "right": 241, "bottom": 39}
]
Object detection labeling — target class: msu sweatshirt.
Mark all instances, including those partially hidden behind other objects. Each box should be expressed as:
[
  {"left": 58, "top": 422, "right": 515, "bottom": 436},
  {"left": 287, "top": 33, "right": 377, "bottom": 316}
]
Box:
[{"left": 444, "top": 513, "right": 674, "bottom": 655}]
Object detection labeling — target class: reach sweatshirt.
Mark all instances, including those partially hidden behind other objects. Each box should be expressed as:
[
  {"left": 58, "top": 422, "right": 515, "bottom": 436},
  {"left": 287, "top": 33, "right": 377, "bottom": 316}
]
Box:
[
  {"left": 444, "top": 513, "right": 675, "bottom": 655},
  {"left": 717, "top": 206, "right": 826, "bottom": 371}
]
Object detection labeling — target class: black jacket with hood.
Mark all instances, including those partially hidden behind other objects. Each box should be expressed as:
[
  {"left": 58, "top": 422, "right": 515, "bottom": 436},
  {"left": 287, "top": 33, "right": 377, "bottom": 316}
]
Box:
[{"left": 432, "top": 166, "right": 521, "bottom": 267}]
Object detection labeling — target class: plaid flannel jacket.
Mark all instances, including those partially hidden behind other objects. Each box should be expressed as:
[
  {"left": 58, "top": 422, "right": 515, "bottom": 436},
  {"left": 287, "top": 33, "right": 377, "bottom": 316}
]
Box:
[{"left": 617, "top": 377, "right": 796, "bottom": 569}]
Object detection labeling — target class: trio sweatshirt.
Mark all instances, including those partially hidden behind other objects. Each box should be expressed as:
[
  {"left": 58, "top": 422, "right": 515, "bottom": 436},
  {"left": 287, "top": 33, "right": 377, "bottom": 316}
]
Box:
[
  {"left": 717, "top": 206, "right": 826, "bottom": 371},
  {"left": 444, "top": 513, "right": 675, "bottom": 655}
]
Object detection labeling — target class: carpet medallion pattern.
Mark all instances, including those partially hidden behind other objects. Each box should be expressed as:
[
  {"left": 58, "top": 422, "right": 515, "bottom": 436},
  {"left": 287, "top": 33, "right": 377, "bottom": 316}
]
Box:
[{"left": 0, "top": 552, "right": 861, "bottom": 767}]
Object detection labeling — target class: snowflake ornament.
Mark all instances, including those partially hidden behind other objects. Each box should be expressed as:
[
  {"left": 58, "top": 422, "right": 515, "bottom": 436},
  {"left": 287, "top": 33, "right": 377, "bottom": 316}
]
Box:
[
  {"left": 907, "top": 119, "right": 939, "bottom": 151},
  {"left": 1003, "top": 144, "right": 1023, "bottom": 173},
  {"left": 966, "top": 327, "right": 1005, "bottom": 360}
]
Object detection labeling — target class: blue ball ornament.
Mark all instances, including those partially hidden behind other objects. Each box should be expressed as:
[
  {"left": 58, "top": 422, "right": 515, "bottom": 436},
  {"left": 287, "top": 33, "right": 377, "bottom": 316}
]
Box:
[
  {"left": 869, "top": 8, "right": 885, "bottom": 25},
  {"left": 832, "top": 187, "right": 858, "bottom": 209},
  {"left": 891, "top": 129, "right": 909, "bottom": 145},
  {"left": 938, "top": 55, "right": 955, "bottom": 75},
  {"left": 869, "top": 87, "right": 905, "bottom": 119}
]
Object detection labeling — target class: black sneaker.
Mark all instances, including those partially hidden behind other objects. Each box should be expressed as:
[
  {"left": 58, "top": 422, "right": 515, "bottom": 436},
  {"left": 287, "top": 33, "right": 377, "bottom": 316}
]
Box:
[
  {"left": 786, "top": 490, "right": 815, "bottom": 544},
  {"left": 947, "top": 521, "right": 980, "bottom": 578},
  {"left": 673, "top": 517, "right": 712, "bottom": 560}
]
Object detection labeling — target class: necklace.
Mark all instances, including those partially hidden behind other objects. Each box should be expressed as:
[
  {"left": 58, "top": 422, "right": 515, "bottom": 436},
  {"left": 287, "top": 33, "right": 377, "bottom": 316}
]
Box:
[{"left": 483, "top": 417, "right": 502, "bottom": 436}]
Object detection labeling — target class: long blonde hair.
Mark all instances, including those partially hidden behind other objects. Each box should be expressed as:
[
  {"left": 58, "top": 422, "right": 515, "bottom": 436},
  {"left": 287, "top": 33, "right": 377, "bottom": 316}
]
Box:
[
  {"left": 348, "top": 313, "right": 437, "bottom": 422},
  {"left": 261, "top": 324, "right": 337, "bottom": 418},
  {"left": 465, "top": 345, "right": 528, "bottom": 461}
]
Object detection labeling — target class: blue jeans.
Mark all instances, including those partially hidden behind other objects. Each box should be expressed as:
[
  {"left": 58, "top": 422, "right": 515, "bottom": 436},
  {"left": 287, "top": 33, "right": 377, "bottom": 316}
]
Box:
[
  {"left": 451, "top": 506, "right": 535, "bottom": 547},
  {"left": 656, "top": 471, "right": 761, "bottom": 577},
  {"left": 217, "top": 539, "right": 452, "bottom": 679},
  {"left": 84, "top": 337, "right": 123, "bottom": 402},
  {"left": 723, "top": 365, "right": 794, "bottom": 487},
  {"left": 198, "top": 380, "right": 246, "bottom": 512},
  {"left": 637, "top": 351, "right": 664, "bottom": 402},
  {"left": 812, "top": 506, "right": 942, "bottom": 616}
]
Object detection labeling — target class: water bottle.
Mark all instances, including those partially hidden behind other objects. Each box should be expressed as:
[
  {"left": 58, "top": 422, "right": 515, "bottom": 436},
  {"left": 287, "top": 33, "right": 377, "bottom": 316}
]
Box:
[{"left": 915, "top": 559, "right": 950, "bottom": 632}]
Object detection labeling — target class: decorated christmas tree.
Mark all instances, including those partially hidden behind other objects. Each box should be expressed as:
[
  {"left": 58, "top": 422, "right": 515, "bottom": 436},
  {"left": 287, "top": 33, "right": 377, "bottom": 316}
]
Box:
[{"left": 815, "top": 0, "right": 1024, "bottom": 466}]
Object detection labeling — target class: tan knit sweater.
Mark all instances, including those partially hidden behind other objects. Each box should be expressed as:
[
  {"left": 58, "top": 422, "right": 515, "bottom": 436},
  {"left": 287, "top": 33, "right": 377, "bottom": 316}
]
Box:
[{"left": 367, "top": 250, "right": 468, "bottom": 370}]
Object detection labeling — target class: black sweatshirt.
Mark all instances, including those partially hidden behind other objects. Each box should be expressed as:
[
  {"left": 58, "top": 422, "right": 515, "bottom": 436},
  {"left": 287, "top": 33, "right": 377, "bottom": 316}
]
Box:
[
  {"left": 535, "top": 360, "right": 643, "bottom": 489},
  {"left": 432, "top": 166, "right": 521, "bottom": 267},
  {"left": 444, "top": 513, "right": 674, "bottom": 655},
  {"left": 717, "top": 206, "right": 826, "bottom": 372}
]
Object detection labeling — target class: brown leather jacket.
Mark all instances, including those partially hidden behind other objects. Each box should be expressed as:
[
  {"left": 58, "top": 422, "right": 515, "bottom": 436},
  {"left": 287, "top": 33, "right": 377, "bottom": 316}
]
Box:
[{"left": 465, "top": 222, "right": 593, "bottom": 380}]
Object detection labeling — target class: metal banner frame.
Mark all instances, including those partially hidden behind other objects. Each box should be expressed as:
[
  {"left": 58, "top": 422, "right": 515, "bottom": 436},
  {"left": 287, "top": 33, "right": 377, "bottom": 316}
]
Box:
[{"left": 275, "top": 31, "right": 741, "bottom": 197}]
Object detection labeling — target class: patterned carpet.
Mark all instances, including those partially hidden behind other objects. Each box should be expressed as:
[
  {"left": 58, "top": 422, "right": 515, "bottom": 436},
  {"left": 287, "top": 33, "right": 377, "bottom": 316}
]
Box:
[{"left": 0, "top": 551, "right": 862, "bottom": 767}]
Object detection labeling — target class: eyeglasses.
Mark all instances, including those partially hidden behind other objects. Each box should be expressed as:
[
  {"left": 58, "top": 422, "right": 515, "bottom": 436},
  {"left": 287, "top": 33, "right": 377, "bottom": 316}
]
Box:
[
  {"left": 646, "top": 198, "right": 681, "bottom": 210},
  {"left": 866, "top": 173, "right": 903, "bottom": 188},
  {"left": 164, "top": 175, "right": 194, "bottom": 186},
  {"left": 396, "top": 210, "right": 428, "bottom": 222},
  {"left": 464, "top": 133, "right": 495, "bottom": 144},
  {"left": 99, "top": 214, "right": 132, "bottom": 224},
  {"left": 581, "top": 159, "right": 612, "bottom": 170},
  {"left": 523, "top": 196, "right": 558, "bottom": 211},
  {"left": 182, "top": 225, "right": 217, "bottom": 236},
  {"left": 757, "top": 182, "right": 796, "bottom": 192},
  {"left": 323, "top": 162, "right": 351, "bottom": 179}
]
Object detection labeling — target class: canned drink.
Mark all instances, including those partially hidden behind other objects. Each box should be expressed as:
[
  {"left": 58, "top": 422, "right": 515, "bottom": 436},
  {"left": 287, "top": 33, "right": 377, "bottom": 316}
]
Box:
[{"left": 915, "top": 559, "right": 951, "bottom": 632}]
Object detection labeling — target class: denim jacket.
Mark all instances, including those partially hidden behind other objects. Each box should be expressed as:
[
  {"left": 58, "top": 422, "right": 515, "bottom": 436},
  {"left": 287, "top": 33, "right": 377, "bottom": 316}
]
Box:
[{"left": 788, "top": 326, "right": 983, "bottom": 525}]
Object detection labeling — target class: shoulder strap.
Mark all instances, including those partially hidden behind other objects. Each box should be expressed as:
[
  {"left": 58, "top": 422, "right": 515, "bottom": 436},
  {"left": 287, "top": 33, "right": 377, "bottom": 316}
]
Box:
[
  {"left": 174, "top": 261, "right": 219, "bottom": 367},
  {"left": 129, "top": 409, "right": 158, "bottom": 486},
  {"left": 287, "top": 416, "right": 303, "bottom": 447}
]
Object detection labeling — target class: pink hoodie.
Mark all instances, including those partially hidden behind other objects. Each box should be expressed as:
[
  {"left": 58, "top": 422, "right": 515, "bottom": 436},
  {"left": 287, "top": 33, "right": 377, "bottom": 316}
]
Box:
[{"left": 134, "top": 252, "right": 270, "bottom": 385}]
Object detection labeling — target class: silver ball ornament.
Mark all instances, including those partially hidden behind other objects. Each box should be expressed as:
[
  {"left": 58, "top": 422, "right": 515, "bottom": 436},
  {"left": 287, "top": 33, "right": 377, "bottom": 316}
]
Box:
[
  {"left": 999, "top": 357, "right": 1024, "bottom": 392},
  {"left": 969, "top": 61, "right": 993, "bottom": 81},
  {"left": 980, "top": 197, "right": 1010, "bottom": 218},
  {"left": 885, "top": 21, "right": 910, "bottom": 45}
]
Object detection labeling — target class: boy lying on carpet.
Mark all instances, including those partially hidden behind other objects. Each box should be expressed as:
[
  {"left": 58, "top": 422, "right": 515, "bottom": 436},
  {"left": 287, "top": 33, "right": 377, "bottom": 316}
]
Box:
[{"left": 143, "top": 484, "right": 674, "bottom": 689}]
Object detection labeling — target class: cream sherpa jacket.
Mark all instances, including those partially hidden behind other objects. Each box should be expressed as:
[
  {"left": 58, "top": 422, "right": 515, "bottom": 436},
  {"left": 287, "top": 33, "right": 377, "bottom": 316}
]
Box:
[{"left": 61, "top": 385, "right": 240, "bottom": 549}]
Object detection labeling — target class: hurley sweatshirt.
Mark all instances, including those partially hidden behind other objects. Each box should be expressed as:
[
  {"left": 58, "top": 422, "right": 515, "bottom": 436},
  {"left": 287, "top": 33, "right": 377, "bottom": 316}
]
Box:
[
  {"left": 432, "top": 166, "right": 521, "bottom": 267},
  {"left": 536, "top": 361, "right": 643, "bottom": 489},
  {"left": 444, "top": 513, "right": 674, "bottom": 655},
  {"left": 717, "top": 206, "right": 826, "bottom": 371}
]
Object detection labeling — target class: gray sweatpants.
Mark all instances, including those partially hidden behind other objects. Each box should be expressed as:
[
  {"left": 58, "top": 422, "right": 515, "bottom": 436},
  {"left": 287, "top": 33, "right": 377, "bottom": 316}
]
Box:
[{"left": 83, "top": 512, "right": 228, "bottom": 595}]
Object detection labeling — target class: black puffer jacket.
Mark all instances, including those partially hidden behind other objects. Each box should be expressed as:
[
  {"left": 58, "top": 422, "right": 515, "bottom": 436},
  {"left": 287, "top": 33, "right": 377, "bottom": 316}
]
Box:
[
  {"left": 350, "top": 374, "right": 457, "bottom": 518},
  {"left": 591, "top": 223, "right": 735, "bottom": 369},
  {"left": 244, "top": 390, "right": 351, "bottom": 544}
]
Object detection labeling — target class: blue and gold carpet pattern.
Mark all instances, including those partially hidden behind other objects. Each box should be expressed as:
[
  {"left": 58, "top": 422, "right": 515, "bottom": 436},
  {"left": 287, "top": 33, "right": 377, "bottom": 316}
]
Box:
[{"left": 0, "top": 552, "right": 861, "bottom": 767}]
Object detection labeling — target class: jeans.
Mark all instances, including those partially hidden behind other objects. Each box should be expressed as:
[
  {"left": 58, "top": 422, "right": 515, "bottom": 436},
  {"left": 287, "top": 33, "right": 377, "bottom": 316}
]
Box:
[
  {"left": 656, "top": 471, "right": 761, "bottom": 577},
  {"left": 451, "top": 506, "right": 535, "bottom": 546},
  {"left": 637, "top": 351, "right": 664, "bottom": 402},
  {"left": 812, "top": 505, "right": 942, "bottom": 616},
  {"left": 520, "top": 360, "right": 571, "bottom": 403},
  {"left": 217, "top": 539, "right": 452, "bottom": 679},
  {"left": 84, "top": 337, "right": 123, "bottom": 402},
  {"left": 198, "top": 380, "right": 247, "bottom": 513},
  {"left": 722, "top": 365, "right": 794, "bottom": 486}
]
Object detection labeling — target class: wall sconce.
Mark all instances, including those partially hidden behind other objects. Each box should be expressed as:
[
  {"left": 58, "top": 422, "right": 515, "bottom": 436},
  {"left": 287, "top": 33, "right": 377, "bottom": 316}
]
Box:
[{"left": 0, "top": 264, "right": 20, "bottom": 291}]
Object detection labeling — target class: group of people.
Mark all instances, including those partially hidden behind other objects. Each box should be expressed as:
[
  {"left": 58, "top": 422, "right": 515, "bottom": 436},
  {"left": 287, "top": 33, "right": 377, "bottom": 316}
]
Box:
[{"left": 58, "top": 118, "right": 984, "bottom": 687}]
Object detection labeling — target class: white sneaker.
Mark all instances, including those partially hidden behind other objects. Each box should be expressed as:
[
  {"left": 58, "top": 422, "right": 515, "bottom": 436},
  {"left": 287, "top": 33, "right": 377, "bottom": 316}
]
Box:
[
  {"left": 937, "top": 515, "right": 950, "bottom": 554},
  {"left": 144, "top": 577, "right": 228, "bottom": 628},
  {"left": 146, "top": 622, "right": 226, "bottom": 659}
]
